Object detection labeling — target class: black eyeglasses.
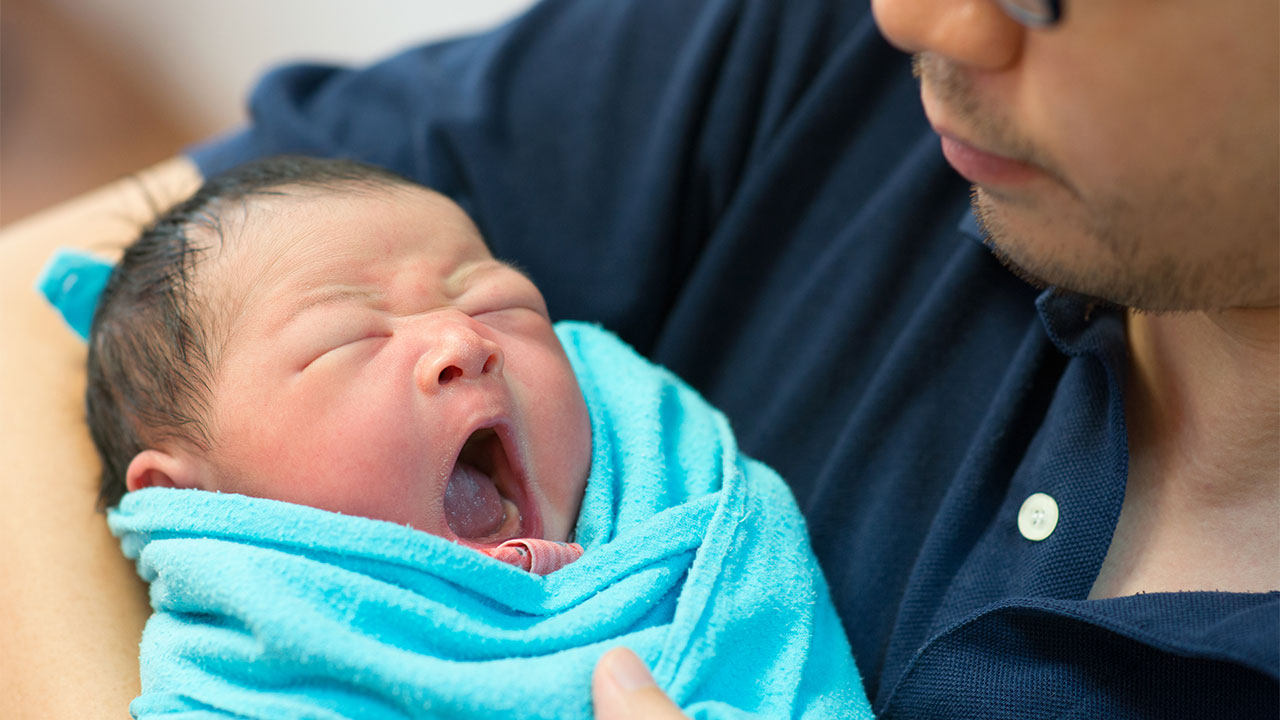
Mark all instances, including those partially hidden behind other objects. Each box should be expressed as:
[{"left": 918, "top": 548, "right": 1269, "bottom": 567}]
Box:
[{"left": 997, "top": 0, "right": 1063, "bottom": 27}]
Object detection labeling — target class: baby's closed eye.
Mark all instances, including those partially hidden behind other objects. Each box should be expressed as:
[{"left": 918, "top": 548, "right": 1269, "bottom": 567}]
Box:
[
  {"left": 292, "top": 311, "right": 392, "bottom": 371},
  {"left": 457, "top": 266, "right": 549, "bottom": 320},
  {"left": 301, "top": 333, "right": 391, "bottom": 371}
]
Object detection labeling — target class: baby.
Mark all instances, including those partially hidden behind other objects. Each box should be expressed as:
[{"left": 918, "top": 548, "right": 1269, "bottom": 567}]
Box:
[
  {"left": 84, "top": 156, "right": 871, "bottom": 719},
  {"left": 89, "top": 156, "right": 591, "bottom": 562}
]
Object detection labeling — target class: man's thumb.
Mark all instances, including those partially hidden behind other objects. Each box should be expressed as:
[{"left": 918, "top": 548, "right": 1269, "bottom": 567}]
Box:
[{"left": 591, "top": 647, "right": 688, "bottom": 720}]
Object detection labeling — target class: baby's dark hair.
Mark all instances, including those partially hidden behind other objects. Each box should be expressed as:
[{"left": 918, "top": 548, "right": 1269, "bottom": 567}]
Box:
[{"left": 87, "top": 155, "right": 419, "bottom": 510}]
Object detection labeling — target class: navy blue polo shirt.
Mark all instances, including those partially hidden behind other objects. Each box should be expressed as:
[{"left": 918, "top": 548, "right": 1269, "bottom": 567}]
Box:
[{"left": 190, "top": 0, "right": 1278, "bottom": 716}]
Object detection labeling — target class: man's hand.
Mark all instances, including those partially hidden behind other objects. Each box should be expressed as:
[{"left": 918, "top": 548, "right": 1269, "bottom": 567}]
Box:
[{"left": 591, "top": 647, "right": 690, "bottom": 720}]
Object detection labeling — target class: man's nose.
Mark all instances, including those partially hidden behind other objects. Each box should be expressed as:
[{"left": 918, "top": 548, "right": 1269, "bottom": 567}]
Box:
[
  {"left": 413, "top": 315, "right": 504, "bottom": 394},
  {"left": 871, "top": 0, "right": 1024, "bottom": 72}
]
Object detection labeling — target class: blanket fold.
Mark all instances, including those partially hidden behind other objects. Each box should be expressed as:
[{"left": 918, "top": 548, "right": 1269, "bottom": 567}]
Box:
[{"left": 109, "top": 322, "right": 872, "bottom": 719}]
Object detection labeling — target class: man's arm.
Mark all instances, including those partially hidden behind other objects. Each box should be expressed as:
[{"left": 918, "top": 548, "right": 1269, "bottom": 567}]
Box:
[{"left": 0, "top": 157, "right": 201, "bottom": 719}]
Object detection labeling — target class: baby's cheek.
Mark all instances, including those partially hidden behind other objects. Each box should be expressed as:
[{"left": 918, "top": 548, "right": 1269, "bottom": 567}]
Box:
[
  {"left": 515, "top": 327, "right": 593, "bottom": 535},
  {"left": 553, "top": 393, "right": 593, "bottom": 511},
  {"left": 529, "top": 386, "right": 591, "bottom": 537}
]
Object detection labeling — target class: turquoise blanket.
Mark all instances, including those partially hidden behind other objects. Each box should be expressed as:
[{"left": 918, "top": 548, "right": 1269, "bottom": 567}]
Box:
[{"left": 109, "top": 322, "right": 871, "bottom": 719}]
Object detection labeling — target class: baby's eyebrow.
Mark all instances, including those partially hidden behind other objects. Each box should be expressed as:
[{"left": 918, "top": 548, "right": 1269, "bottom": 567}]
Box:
[
  {"left": 497, "top": 259, "right": 534, "bottom": 283},
  {"left": 278, "top": 286, "right": 382, "bottom": 328},
  {"left": 486, "top": 258, "right": 537, "bottom": 285},
  {"left": 452, "top": 258, "right": 533, "bottom": 287}
]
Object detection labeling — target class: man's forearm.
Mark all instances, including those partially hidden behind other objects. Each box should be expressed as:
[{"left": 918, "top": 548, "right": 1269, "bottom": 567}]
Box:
[{"left": 0, "top": 156, "right": 201, "bottom": 719}]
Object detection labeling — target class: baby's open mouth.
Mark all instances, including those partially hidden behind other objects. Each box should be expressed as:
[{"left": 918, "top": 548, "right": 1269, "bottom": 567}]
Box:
[{"left": 442, "top": 427, "right": 527, "bottom": 543}]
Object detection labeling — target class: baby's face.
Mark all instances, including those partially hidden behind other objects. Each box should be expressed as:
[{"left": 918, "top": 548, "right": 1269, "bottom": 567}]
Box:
[{"left": 193, "top": 186, "right": 591, "bottom": 546}]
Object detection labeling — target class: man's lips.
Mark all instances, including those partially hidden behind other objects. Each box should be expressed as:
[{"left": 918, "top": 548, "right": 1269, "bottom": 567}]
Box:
[
  {"left": 937, "top": 131, "right": 1043, "bottom": 186},
  {"left": 919, "top": 82, "right": 1045, "bottom": 187}
]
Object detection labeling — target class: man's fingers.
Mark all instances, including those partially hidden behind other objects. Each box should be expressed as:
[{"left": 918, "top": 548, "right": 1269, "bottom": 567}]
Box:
[{"left": 592, "top": 647, "right": 689, "bottom": 720}]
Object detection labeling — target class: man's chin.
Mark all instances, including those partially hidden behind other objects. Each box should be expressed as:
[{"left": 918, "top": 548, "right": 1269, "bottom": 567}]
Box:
[
  {"left": 971, "top": 191, "right": 1061, "bottom": 291},
  {"left": 974, "top": 199, "right": 1278, "bottom": 312}
]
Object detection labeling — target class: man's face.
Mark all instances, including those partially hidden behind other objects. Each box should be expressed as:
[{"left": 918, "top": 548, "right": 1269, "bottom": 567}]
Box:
[
  {"left": 872, "top": 0, "right": 1279, "bottom": 311},
  {"left": 193, "top": 186, "right": 591, "bottom": 545}
]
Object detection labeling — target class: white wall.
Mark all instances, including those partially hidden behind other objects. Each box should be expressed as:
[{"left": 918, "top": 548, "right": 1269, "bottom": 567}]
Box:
[{"left": 44, "top": 0, "right": 538, "bottom": 137}]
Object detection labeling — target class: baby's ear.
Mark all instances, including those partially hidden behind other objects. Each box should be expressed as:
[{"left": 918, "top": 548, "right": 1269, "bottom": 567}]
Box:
[{"left": 125, "top": 449, "right": 209, "bottom": 493}]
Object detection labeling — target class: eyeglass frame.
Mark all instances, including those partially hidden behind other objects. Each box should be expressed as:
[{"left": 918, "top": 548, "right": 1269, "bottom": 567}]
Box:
[{"left": 997, "top": 0, "right": 1064, "bottom": 28}]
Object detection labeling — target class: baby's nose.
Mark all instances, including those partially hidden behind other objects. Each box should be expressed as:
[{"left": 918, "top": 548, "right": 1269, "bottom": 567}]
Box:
[{"left": 414, "top": 317, "right": 504, "bottom": 393}]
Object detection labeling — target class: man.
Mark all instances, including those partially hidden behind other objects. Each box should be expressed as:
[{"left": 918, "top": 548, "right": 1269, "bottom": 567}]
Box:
[
  {"left": 2, "top": 0, "right": 1274, "bottom": 717},
  {"left": 596, "top": 0, "right": 1279, "bottom": 715}
]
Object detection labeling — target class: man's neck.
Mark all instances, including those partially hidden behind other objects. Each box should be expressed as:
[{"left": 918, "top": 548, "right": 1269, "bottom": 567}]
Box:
[{"left": 1089, "top": 306, "right": 1280, "bottom": 599}]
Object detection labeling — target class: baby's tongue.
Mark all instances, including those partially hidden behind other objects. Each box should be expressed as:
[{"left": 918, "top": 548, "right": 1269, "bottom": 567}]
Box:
[{"left": 443, "top": 461, "right": 506, "bottom": 539}]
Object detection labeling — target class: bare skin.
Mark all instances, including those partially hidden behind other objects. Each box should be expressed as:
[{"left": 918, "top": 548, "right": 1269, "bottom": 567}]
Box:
[
  {"left": 0, "top": 156, "right": 201, "bottom": 718},
  {"left": 1091, "top": 309, "right": 1280, "bottom": 598}
]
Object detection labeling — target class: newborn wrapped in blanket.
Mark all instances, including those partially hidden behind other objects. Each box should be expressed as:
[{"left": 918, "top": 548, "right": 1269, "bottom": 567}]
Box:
[{"left": 109, "top": 322, "right": 872, "bottom": 719}]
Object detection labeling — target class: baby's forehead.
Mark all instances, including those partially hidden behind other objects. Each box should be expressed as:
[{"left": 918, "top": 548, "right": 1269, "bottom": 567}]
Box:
[
  {"left": 199, "top": 182, "right": 480, "bottom": 267},
  {"left": 192, "top": 182, "right": 490, "bottom": 319},
  {"left": 211, "top": 181, "right": 445, "bottom": 239}
]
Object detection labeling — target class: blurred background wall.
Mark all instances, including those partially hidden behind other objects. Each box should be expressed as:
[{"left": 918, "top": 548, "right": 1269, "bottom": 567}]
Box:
[{"left": 0, "top": 0, "right": 536, "bottom": 226}]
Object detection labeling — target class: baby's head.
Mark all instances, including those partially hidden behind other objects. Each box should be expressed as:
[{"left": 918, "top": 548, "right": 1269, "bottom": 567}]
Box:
[{"left": 88, "top": 156, "right": 591, "bottom": 545}]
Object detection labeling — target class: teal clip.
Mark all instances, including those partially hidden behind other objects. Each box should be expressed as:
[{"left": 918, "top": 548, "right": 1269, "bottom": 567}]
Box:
[{"left": 34, "top": 248, "right": 115, "bottom": 341}]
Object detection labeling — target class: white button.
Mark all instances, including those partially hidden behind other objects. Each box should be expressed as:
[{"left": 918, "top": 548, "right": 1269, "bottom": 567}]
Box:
[{"left": 1017, "top": 492, "right": 1059, "bottom": 541}]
